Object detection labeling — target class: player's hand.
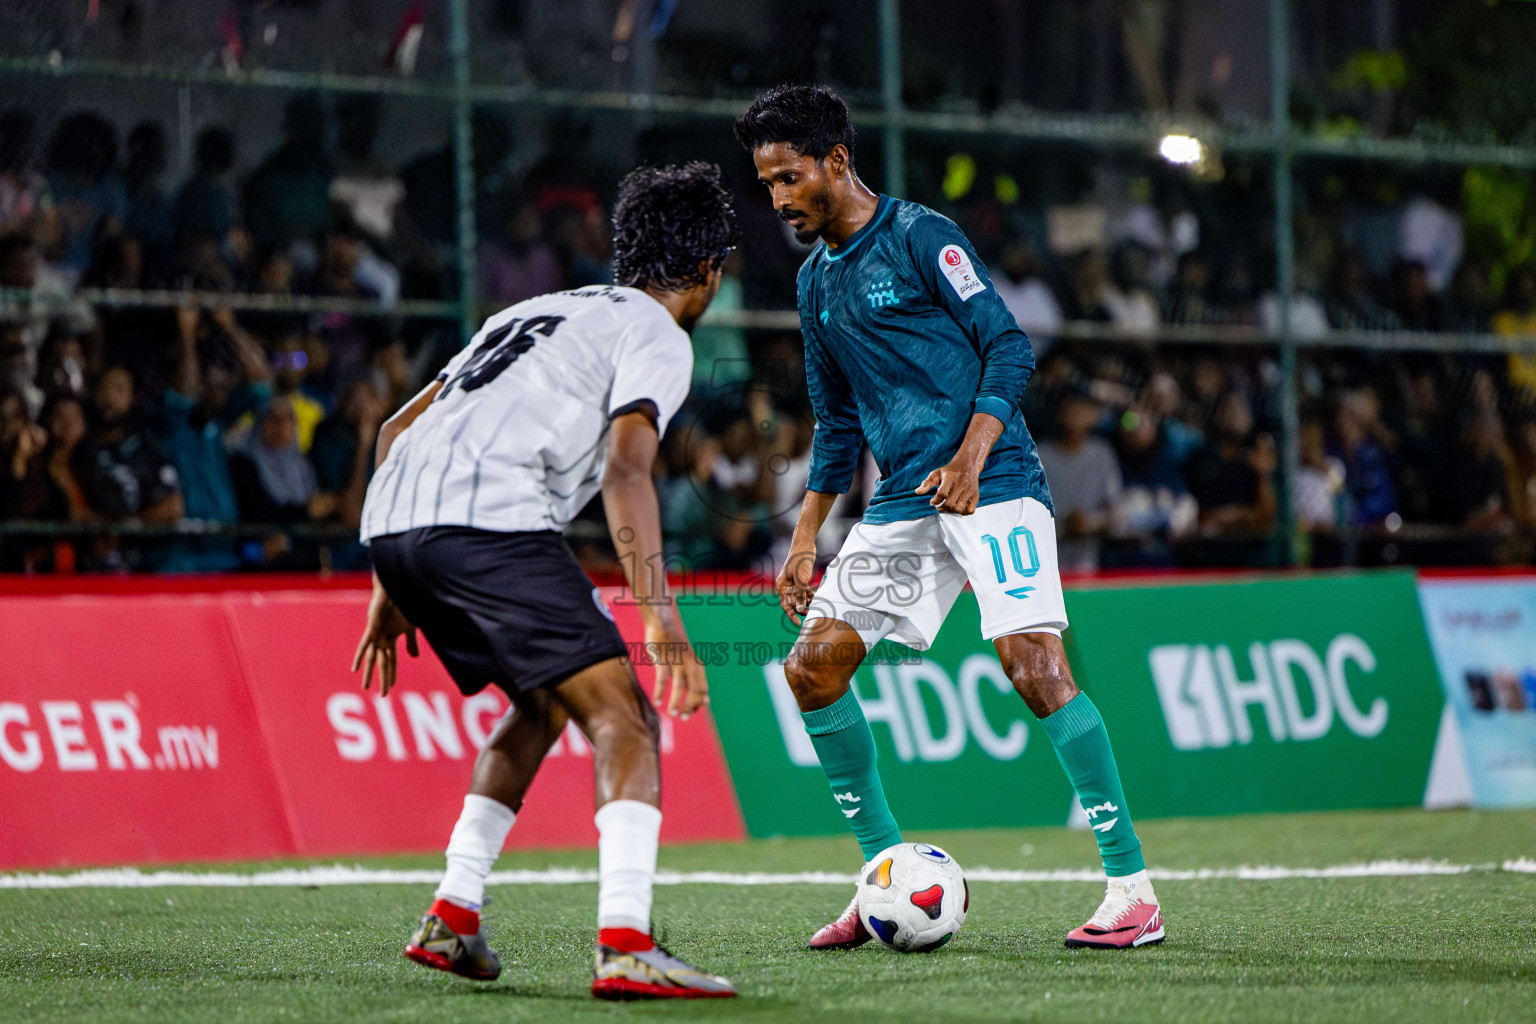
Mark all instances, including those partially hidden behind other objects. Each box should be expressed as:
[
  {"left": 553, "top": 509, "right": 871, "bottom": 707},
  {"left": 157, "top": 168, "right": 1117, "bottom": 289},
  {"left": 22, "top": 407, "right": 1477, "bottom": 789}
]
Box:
[
  {"left": 916, "top": 456, "right": 982, "bottom": 515},
  {"left": 777, "top": 546, "right": 817, "bottom": 625},
  {"left": 352, "top": 580, "right": 419, "bottom": 697},
  {"left": 645, "top": 614, "right": 707, "bottom": 720}
]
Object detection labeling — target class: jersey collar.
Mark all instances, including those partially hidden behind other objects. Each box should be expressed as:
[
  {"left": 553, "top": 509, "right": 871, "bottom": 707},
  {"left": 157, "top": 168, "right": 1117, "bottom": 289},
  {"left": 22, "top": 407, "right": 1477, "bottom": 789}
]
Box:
[{"left": 822, "top": 195, "right": 892, "bottom": 263}]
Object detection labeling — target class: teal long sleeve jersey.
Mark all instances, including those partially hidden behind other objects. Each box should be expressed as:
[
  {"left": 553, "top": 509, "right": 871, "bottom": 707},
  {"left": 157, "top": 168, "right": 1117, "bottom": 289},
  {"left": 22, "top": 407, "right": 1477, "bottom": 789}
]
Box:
[{"left": 798, "top": 195, "right": 1054, "bottom": 522}]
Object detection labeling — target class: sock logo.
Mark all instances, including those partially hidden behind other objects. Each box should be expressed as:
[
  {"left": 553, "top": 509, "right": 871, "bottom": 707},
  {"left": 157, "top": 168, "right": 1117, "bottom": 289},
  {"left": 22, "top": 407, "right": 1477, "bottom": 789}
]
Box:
[
  {"left": 1084, "top": 801, "right": 1120, "bottom": 833},
  {"left": 834, "top": 792, "right": 862, "bottom": 818}
]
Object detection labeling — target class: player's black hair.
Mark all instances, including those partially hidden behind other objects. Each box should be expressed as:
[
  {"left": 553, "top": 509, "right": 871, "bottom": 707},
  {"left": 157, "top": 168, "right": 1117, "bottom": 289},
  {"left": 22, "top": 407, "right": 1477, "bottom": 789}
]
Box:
[
  {"left": 733, "top": 84, "right": 855, "bottom": 164},
  {"left": 611, "top": 162, "right": 738, "bottom": 292}
]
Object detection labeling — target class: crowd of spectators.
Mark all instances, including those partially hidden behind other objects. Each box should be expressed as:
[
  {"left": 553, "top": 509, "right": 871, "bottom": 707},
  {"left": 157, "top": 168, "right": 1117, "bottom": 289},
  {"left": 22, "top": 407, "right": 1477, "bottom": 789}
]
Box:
[
  {"left": 0, "top": 96, "right": 615, "bottom": 572},
  {"left": 3, "top": 97, "right": 1536, "bottom": 575},
  {"left": 653, "top": 172, "right": 1536, "bottom": 575},
  {"left": 656, "top": 337, "right": 1536, "bottom": 577},
  {"left": 1024, "top": 344, "right": 1536, "bottom": 571},
  {"left": 958, "top": 174, "right": 1536, "bottom": 571}
]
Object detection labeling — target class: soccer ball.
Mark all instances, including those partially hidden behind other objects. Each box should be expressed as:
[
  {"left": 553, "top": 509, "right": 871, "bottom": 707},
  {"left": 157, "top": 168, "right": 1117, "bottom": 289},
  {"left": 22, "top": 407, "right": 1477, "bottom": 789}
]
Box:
[{"left": 856, "top": 842, "right": 969, "bottom": 952}]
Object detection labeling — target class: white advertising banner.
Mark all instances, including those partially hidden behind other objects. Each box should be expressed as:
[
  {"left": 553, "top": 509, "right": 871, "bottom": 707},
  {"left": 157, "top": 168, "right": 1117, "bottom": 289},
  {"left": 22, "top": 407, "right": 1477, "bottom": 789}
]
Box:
[{"left": 1417, "top": 578, "right": 1536, "bottom": 808}]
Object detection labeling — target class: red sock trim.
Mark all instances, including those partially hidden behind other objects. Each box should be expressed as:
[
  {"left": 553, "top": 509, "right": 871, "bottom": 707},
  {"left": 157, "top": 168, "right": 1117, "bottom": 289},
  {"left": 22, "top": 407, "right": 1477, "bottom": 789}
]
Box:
[
  {"left": 430, "top": 898, "right": 479, "bottom": 935},
  {"left": 598, "top": 927, "right": 654, "bottom": 953}
]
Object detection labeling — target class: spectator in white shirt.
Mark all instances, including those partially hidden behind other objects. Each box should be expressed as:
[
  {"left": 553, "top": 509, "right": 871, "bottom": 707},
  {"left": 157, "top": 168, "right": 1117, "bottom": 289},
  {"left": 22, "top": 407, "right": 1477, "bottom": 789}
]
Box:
[
  {"left": 1038, "top": 389, "right": 1122, "bottom": 573},
  {"left": 991, "top": 241, "right": 1062, "bottom": 350},
  {"left": 1398, "top": 191, "right": 1463, "bottom": 294}
]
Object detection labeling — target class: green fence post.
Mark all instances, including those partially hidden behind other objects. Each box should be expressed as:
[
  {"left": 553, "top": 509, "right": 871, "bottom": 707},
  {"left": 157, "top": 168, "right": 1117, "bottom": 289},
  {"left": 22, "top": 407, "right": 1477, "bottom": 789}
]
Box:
[
  {"left": 878, "top": 0, "right": 906, "bottom": 199},
  {"left": 1269, "top": 0, "right": 1299, "bottom": 566},
  {"left": 448, "top": 0, "right": 478, "bottom": 347}
]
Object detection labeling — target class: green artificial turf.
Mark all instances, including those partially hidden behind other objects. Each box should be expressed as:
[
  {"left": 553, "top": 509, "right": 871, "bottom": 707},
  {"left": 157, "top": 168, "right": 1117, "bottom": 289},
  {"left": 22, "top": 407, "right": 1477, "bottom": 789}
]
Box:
[{"left": 3, "top": 808, "right": 1533, "bottom": 1024}]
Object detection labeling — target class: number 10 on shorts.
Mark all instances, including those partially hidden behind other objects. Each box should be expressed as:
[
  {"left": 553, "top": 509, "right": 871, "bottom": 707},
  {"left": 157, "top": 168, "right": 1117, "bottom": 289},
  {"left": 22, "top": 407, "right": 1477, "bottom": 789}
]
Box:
[{"left": 981, "top": 527, "right": 1039, "bottom": 600}]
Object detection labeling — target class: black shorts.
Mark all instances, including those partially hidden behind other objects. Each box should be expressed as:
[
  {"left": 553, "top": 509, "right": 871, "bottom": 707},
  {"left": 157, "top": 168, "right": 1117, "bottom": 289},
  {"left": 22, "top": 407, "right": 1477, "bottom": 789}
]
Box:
[{"left": 370, "top": 526, "right": 628, "bottom": 696}]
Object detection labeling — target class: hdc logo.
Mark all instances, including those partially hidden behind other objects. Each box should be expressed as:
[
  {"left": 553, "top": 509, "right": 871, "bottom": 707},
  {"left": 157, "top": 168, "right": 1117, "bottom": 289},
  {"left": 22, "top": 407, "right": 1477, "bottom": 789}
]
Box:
[
  {"left": 1148, "top": 635, "right": 1388, "bottom": 751},
  {"left": 764, "top": 655, "right": 1029, "bottom": 765}
]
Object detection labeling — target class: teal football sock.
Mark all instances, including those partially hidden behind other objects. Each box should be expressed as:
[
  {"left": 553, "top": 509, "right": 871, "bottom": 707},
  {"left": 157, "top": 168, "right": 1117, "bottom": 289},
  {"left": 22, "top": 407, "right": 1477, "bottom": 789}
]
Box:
[
  {"left": 801, "top": 689, "right": 903, "bottom": 861},
  {"left": 1040, "top": 692, "right": 1146, "bottom": 877}
]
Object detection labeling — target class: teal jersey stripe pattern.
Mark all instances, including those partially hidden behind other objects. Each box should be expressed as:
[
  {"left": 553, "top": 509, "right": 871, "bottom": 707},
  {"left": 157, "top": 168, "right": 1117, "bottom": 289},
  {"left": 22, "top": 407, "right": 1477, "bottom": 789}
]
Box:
[{"left": 797, "top": 195, "right": 1054, "bottom": 523}]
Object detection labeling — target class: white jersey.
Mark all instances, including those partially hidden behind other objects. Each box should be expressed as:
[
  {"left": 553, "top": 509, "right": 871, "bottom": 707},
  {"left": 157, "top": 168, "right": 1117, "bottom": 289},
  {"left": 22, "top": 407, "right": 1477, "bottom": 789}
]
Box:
[{"left": 360, "top": 285, "right": 691, "bottom": 541}]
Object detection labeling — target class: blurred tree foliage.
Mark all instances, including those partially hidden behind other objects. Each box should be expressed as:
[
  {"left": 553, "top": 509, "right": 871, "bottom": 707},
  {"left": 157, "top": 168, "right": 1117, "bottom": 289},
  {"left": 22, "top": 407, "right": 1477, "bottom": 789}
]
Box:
[
  {"left": 1403, "top": 1, "right": 1536, "bottom": 292},
  {"left": 1462, "top": 166, "right": 1536, "bottom": 295},
  {"left": 1401, "top": 0, "right": 1536, "bottom": 145}
]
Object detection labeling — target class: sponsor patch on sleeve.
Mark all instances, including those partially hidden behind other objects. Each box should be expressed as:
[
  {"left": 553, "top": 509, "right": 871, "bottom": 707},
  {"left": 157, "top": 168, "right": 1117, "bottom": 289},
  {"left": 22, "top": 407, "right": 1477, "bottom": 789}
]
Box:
[{"left": 938, "top": 244, "right": 986, "bottom": 301}]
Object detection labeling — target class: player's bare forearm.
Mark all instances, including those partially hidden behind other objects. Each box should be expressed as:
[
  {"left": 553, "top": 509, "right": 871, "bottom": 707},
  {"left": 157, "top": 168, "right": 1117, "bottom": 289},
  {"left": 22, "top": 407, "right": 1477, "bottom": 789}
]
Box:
[
  {"left": 778, "top": 489, "right": 839, "bottom": 624},
  {"left": 954, "top": 411, "right": 1006, "bottom": 470},
  {"left": 353, "top": 571, "right": 418, "bottom": 696},
  {"left": 601, "top": 410, "right": 676, "bottom": 630},
  {"left": 375, "top": 379, "right": 442, "bottom": 468},
  {"left": 602, "top": 474, "right": 674, "bottom": 628},
  {"left": 603, "top": 409, "right": 709, "bottom": 718},
  {"left": 790, "top": 489, "right": 840, "bottom": 554},
  {"left": 916, "top": 411, "right": 1005, "bottom": 514}
]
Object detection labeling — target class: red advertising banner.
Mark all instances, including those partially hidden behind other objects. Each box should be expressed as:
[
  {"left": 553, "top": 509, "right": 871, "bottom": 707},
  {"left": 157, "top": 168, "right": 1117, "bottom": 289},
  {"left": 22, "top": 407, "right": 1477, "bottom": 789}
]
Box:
[
  {"left": 0, "top": 595, "right": 297, "bottom": 868},
  {"left": 0, "top": 584, "right": 745, "bottom": 870}
]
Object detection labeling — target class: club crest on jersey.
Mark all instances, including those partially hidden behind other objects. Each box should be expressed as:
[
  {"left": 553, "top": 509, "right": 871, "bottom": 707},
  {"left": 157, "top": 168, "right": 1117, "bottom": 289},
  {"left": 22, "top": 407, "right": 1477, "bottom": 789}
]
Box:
[
  {"left": 867, "top": 279, "right": 899, "bottom": 309},
  {"left": 938, "top": 244, "right": 986, "bottom": 301}
]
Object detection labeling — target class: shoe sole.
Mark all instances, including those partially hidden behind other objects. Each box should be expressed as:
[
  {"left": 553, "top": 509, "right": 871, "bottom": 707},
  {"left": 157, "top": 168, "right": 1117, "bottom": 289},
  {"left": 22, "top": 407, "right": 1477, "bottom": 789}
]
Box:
[
  {"left": 592, "top": 978, "right": 736, "bottom": 1000},
  {"left": 1064, "top": 925, "right": 1166, "bottom": 950},
  {"left": 806, "top": 934, "right": 874, "bottom": 951},
  {"left": 403, "top": 943, "right": 501, "bottom": 981}
]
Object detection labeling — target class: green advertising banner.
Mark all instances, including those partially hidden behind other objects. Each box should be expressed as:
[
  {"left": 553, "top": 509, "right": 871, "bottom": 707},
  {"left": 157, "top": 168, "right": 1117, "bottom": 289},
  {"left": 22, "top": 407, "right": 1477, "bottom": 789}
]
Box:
[
  {"left": 1065, "top": 570, "right": 1445, "bottom": 818},
  {"left": 684, "top": 570, "right": 1445, "bottom": 838},
  {"left": 680, "top": 597, "right": 1076, "bottom": 839}
]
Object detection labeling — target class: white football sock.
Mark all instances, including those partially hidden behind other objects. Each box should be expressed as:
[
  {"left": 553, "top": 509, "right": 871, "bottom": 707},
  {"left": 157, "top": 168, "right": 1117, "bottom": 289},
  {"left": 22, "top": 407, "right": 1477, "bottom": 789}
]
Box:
[
  {"left": 435, "top": 794, "right": 516, "bottom": 910},
  {"left": 1108, "top": 868, "right": 1156, "bottom": 903},
  {"left": 595, "top": 799, "right": 662, "bottom": 932}
]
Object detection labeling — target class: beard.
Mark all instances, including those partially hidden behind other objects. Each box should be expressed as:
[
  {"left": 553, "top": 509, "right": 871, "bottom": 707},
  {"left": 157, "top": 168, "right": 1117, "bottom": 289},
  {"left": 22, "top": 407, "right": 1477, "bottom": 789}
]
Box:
[{"left": 780, "top": 182, "right": 835, "bottom": 245}]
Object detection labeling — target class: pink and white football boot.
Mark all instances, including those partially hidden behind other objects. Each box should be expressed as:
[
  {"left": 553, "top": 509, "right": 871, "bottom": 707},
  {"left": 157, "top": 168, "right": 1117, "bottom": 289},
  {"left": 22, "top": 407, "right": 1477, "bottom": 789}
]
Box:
[
  {"left": 1065, "top": 871, "right": 1165, "bottom": 949},
  {"left": 807, "top": 892, "right": 872, "bottom": 950}
]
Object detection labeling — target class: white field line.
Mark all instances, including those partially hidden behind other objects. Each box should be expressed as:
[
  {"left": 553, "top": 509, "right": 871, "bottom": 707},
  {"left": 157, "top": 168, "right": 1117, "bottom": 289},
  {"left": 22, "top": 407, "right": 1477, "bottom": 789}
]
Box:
[{"left": 0, "top": 859, "right": 1531, "bottom": 890}]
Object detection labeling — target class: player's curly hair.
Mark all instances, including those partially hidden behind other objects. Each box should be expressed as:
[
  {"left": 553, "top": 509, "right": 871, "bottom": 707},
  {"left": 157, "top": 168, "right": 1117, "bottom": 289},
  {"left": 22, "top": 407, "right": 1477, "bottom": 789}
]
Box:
[
  {"left": 611, "top": 162, "right": 738, "bottom": 292},
  {"left": 733, "top": 84, "right": 855, "bottom": 164}
]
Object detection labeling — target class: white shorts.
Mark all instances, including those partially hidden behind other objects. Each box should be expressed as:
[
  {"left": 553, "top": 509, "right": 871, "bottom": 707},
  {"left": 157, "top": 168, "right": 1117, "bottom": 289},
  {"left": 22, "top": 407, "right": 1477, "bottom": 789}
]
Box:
[{"left": 802, "top": 496, "right": 1068, "bottom": 651}]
